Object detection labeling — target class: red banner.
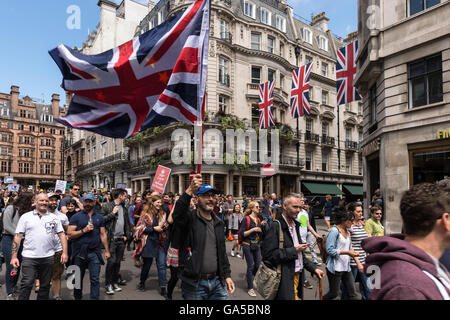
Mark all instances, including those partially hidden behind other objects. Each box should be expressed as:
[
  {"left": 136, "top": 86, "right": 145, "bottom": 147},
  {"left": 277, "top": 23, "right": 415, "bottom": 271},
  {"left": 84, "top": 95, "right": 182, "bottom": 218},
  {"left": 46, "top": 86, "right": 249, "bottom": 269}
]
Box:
[{"left": 151, "top": 165, "right": 172, "bottom": 194}]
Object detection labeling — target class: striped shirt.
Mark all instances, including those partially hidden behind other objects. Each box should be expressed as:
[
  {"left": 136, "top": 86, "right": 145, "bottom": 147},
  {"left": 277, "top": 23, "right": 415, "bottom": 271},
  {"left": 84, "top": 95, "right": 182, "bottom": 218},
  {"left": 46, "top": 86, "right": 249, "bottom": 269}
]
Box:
[{"left": 349, "top": 223, "right": 368, "bottom": 266}]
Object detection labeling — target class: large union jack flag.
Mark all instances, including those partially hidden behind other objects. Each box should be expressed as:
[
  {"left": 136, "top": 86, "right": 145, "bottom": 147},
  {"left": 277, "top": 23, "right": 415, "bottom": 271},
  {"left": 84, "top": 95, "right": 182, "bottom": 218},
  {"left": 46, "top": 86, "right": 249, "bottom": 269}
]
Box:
[
  {"left": 290, "top": 63, "right": 313, "bottom": 118},
  {"left": 336, "top": 40, "right": 361, "bottom": 105},
  {"left": 258, "top": 80, "right": 275, "bottom": 129},
  {"left": 49, "top": 0, "right": 209, "bottom": 139}
]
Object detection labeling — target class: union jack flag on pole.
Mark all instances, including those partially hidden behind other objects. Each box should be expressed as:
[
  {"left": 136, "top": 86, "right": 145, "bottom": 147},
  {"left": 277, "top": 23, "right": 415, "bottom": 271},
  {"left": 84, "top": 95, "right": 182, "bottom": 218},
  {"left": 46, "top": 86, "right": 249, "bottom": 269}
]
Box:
[
  {"left": 49, "top": 0, "right": 209, "bottom": 138},
  {"left": 258, "top": 80, "right": 275, "bottom": 129},
  {"left": 290, "top": 63, "right": 313, "bottom": 118},
  {"left": 336, "top": 40, "right": 361, "bottom": 105}
]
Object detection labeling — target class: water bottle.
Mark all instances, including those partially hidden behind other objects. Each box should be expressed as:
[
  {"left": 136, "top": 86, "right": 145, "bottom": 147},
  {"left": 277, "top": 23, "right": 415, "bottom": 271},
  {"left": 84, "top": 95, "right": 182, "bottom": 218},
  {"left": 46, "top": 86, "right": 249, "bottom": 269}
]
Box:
[
  {"left": 88, "top": 216, "right": 93, "bottom": 225},
  {"left": 10, "top": 267, "right": 18, "bottom": 277}
]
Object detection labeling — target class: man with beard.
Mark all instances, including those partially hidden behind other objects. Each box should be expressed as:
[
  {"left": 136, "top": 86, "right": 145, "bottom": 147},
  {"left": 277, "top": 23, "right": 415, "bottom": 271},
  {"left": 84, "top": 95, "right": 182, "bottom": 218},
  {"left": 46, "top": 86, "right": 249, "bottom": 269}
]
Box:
[
  {"left": 67, "top": 193, "right": 110, "bottom": 300},
  {"left": 362, "top": 183, "right": 450, "bottom": 300},
  {"left": 11, "top": 193, "right": 68, "bottom": 300},
  {"left": 47, "top": 193, "right": 69, "bottom": 300},
  {"left": 60, "top": 183, "right": 83, "bottom": 213},
  {"left": 173, "top": 175, "right": 235, "bottom": 300}
]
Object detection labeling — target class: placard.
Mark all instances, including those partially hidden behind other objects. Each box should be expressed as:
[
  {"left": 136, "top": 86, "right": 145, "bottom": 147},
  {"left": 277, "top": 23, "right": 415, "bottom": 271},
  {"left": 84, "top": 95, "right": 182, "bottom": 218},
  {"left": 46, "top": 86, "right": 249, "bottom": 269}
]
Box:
[
  {"left": 8, "top": 184, "right": 20, "bottom": 192},
  {"left": 4, "top": 176, "right": 13, "bottom": 184},
  {"left": 55, "top": 180, "right": 67, "bottom": 193},
  {"left": 151, "top": 165, "right": 172, "bottom": 194}
]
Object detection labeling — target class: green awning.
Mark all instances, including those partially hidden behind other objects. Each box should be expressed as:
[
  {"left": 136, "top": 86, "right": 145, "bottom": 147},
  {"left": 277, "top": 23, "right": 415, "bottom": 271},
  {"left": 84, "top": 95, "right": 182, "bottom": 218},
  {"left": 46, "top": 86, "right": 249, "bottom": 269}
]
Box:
[
  {"left": 302, "top": 182, "right": 343, "bottom": 195},
  {"left": 343, "top": 184, "right": 363, "bottom": 195}
]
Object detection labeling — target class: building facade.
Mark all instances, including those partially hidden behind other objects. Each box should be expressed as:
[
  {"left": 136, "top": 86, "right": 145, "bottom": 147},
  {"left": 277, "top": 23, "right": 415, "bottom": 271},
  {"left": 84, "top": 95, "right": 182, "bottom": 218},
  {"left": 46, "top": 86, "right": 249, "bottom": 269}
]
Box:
[
  {"left": 356, "top": 0, "right": 450, "bottom": 233},
  {"left": 0, "top": 86, "right": 65, "bottom": 190},
  {"left": 121, "top": 0, "right": 364, "bottom": 199}
]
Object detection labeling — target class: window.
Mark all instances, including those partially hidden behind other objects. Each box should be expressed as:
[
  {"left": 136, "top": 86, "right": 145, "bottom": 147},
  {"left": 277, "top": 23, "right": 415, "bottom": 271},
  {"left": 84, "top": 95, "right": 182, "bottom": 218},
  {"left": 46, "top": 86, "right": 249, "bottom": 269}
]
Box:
[
  {"left": 317, "top": 36, "right": 328, "bottom": 51},
  {"left": 101, "top": 142, "right": 107, "bottom": 158},
  {"left": 322, "top": 122, "right": 328, "bottom": 136},
  {"left": 40, "top": 163, "right": 53, "bottom": 175},
  {"left": 260, "top": 8, "right": 271, "bottom": 25},
  {"left": 322, "top": 90, "right": 328, "bottom": 105},
  {"left": 93, "top": 146, "right": 96, "bottom": 161},
  {"left": 306, "top": 118, "right": 312, "bottom": 133},
  {"left": 358, "top": 102, "right": 363, "bottom": 115},
  {"left": 244, "top": 1, "right": 256, "bottom": 19},
  {"left": 1, "top": 147, "right": 8, "bottom": 156},
  {"left": 346, "top": 128, "right": 352, "bottom": 142},
  {"left": 87, "top": 149, "right": 91, "bottom": 164},
  {"left": 29, "top": 125, "right": 35, "bottom": 132},
  {"left": 60, "top": 130, "right": 64, "bottom": 135},
  {"left": 158, "top": 7, "right": 167, "bottom": 25},
  {"left": 321, "top": 63, "right": 328, "bottom": 76},
  {"left": 251, "top": 104, "right": 259, "bottom": 123},
  {"left": 7, "top": 122, "right": 13, "bottom": 129},
  {"left": 309, "top": 86, "right": 314, "bottom": 101},
  {"left": 41, "top": 114, "right": 53, "bottom": 122},
  {"left": 18, "top": 124, "right": 24, "bottom": 130},
  {"left": 321, "top": 151, "right": 328, "bottom": 171},
  {"left": 268, "top": 69, "right": 275, "bottom": 83},
  {"left": 279, "top": 43, "right": 284, "bottom": 57},
  {"left": 20, "top": 149, "right": 32, "bottom": 158},
  {"left": 218, "top": 95, "right": 228, "bottom": 113},
  {"left": 218, "top": 57, "right": 230, "bottom": 86},
  {"left": 345, "top": 103, "right": 351, "bottom": 111},
  {"left": 19, "top": 162, "right": 31, "bottom": 174},
  {"left": 280, "top": 110, "right": 285, "bottom": 123},
  {"left": 302, "top": 28, "right": 312, "bottom": 44},
  {"left": 220, "top": 19, "right": 229, "bottom": 39},
  {"left": 267, "top": 36, "right": 274, "bottom": 53},
  {"left": 409, "top": 0, "right": 440, "bottom": 16},
  {"left": 305, "top": 55, "right": 313, "bottom": 66},
  {"left": 251, "top": 66, "right": 261, "bottom": 84},
  {"left": 275, "top": 15, "right": 286, "bottom": 32},
  {"left": 359, "top": 131, "right": 363, "bottom": 142},
  {"left": 358, "top": 156, "right": 363, "bottom": 175},
  {"left": 1, "top": 161, "right": 8, "bottom": 173},
  {"left": 251, "top": 33, "right": 260, "bottom": 50},
  {"left": 305, "top": 151, "right": 312, "bottom": 170},
  {"left": 346, "top": 155, "right": 352, "bottom": 174},
  {"left": 280, "top": 74, "right": 285, "bottom": 90},
  {"left": 1, "top": 133, "right": 10, "bottom": 142},
  {"left": 149, "top": 17, "right": 157, "bottom": 29},
  {"left": 408, "top": 54, "right": 442, "bottom": 108},
  {"left": 20, "top": 110, "right": 27, "bottom": 118},
  {"left": 369, "top": 85, "right": 377, "bottom": 124},
  {"left": 40, "top": 127, "right": 45, "bottom": 133},
  {"left": 1, "top": 108, "right": 9, "bottom": 116}
]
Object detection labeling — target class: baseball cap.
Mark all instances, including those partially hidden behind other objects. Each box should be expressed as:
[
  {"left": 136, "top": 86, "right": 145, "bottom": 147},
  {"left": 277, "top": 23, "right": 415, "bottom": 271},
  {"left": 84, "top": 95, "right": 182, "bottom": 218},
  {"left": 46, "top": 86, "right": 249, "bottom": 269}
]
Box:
[
  {"left": 195, "top": 184, "right": 219, "bottom": 196},
  {"left": 47, "top": 193, "right": 60, "bottom": 200},
  {"left": 82, "top": 193, "right": 95, "bottom": 201}
]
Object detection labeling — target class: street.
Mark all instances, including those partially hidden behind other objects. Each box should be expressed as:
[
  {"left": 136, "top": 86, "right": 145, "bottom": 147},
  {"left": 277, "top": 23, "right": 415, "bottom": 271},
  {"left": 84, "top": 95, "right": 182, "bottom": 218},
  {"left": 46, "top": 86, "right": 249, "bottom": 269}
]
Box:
[{"left": 0, "top": 218, "right": 359, "bottom": 300}]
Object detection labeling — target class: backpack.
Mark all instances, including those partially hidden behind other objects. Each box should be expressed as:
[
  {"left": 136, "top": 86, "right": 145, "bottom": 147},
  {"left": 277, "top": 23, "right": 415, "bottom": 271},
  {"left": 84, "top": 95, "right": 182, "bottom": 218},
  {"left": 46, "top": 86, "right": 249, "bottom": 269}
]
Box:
[
  {"left": 238, "top": 216, "right": 260, "bottom": 245},
  {"left": 317, "top": 226, "right": 340, "bottom": 264}
]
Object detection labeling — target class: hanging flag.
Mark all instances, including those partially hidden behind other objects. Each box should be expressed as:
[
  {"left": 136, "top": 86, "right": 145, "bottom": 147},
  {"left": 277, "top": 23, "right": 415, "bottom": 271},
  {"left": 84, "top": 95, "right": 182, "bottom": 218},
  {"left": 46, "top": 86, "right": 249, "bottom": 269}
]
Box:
[
  {"left": 49, "top": 0, "right": 210, "bottom": 138},
  {"left": 290, "top": 63, "right": 313, "bottom": 118},
  {"left": 258, "top": 80, "right": 275, "bottom": 129},
  {"left": 336, "top": 40, "right": 361, "bottom": 105}
]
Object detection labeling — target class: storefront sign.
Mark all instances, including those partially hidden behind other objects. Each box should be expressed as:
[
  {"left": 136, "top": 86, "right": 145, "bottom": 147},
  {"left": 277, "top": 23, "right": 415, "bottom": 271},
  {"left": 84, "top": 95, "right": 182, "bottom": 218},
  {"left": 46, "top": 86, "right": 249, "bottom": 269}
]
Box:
[
  {"left": 437, "top": 129, "right": 450, "bottom": 139},
  {"left": 151, "top": 165, "right": 172, "bottom": 194},
  {"left": 362, "top": 139, "right": 380, "bottom": 157}
]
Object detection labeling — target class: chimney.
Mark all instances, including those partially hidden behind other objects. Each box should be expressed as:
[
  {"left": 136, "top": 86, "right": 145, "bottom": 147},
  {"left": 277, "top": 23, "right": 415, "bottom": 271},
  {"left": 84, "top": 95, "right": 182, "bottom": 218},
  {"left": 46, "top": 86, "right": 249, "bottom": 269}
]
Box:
[
  {"left": 10, "top": 85, "right": 19, "bottom": 114},
  {"left": 311, "top": 12, "right": 329, "bottom": 32},
  {"left": 52, "top": 94, "right": 60, "bottom": 119}
]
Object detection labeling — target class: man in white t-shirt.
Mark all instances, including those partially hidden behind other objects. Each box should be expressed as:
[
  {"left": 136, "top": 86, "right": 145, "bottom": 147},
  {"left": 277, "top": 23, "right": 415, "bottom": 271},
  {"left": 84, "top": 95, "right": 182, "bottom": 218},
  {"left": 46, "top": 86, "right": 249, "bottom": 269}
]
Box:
[
  {"left": 48, "top": 193, "right": 69, "bottom": 300},
  {"left": 10, "top": 193, "right": 68, "bottom": 300}
]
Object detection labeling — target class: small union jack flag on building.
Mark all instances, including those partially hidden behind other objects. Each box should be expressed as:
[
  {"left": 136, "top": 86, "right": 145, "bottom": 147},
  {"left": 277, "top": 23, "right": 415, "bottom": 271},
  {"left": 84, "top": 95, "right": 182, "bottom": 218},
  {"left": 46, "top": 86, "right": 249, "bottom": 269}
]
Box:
[
  {"left": 336, "top": 40, "right": 361, "bottom": 105},
  {"left": 258, "top": 80, "right": 275, "bottom": 129},
  {"left": 290, "top": 63, "right": 313, "bottom": 118}
]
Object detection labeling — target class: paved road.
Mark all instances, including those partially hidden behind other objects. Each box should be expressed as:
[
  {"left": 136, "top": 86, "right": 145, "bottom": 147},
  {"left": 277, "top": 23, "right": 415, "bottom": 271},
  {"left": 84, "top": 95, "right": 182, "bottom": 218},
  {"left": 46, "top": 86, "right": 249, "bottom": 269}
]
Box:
[{"left": 0, "top": 218, "right": 360, "bottom": 300}]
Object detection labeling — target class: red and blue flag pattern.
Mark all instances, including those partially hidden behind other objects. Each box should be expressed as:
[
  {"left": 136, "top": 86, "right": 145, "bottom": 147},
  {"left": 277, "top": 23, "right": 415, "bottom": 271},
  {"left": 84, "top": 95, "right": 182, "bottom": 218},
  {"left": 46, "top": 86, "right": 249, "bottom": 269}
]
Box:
[
  {"left": 49, "top": 0, "right": 209, "bottom": 138},
  {"left": 290, "top": 63, "right": 313, "bottom": 118},
  {"left": 336, "top": 40, "right": 361, "bottom": 105},
  {"left": 258, "top": 80, "right": 275, "bottom": 129}
]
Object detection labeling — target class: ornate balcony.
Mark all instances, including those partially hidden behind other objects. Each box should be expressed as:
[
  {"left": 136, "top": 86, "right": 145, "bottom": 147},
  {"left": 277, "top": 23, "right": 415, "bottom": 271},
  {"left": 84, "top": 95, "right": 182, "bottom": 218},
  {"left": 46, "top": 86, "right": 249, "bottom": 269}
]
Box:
[
  {"left": 345, "top": 140, "right": 359, "bottom": 151},
  {"left": 304, "top": 132, "right": 320, "bottom": 144},
  {"left": 321, "top": 135, "right": 335, "bottom": 147}
]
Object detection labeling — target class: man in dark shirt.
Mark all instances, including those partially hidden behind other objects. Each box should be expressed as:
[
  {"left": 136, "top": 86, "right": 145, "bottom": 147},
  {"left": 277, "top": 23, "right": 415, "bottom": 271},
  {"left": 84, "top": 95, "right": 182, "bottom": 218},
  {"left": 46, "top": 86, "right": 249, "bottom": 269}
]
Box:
[
  {"left": 60, "top": 183, "right": 83, "bottom": 213},
  {"left": 259, "top": 193, "right": 272, "bottom": 227},
  {"left": 67, "top": 193, "right": 110, "bottom": 300}
]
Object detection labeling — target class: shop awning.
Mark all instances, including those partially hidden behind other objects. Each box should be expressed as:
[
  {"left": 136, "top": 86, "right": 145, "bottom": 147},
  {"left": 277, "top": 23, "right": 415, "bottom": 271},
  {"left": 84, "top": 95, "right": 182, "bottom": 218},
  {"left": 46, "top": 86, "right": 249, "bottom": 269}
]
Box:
[
  {"left": 343, "top": 184, "right": 363, "bottom": 195},
  {"left": 302, "top": 182, "right": 343, "bottom": 195}
]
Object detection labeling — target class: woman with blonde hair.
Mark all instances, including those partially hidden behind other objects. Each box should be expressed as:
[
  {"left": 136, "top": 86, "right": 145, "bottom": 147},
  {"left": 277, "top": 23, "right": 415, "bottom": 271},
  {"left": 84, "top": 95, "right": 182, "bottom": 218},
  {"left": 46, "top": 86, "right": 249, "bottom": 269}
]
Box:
[
  {"left": 133, "top": 194, "right": 169, "bottom": 296},
  {"left": 239, "top": 201, "right": 267, "bottom": 297}
]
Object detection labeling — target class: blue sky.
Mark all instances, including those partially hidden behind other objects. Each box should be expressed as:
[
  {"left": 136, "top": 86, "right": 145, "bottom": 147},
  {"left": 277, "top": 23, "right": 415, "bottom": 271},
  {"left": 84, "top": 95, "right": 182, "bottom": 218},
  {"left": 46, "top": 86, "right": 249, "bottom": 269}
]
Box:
[{"left": 0, "top": 0, "right": 357, "bottom": 105}]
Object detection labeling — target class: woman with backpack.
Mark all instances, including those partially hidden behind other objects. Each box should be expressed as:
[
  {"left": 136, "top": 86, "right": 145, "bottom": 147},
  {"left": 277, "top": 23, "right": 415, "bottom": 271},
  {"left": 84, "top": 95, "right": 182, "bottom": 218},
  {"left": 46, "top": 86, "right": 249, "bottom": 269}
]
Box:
[
  {"left": 229, "top": 204, "right": 243, "bottom": 258},
  {"left": 1, "top": 192, "right": 33, "bottom": 300},
  {"left": 323, "top": 206, "right": 363, "bottom": 300},
  {"left": 239, "top": 201, "right": 267, "bottom": 297}
]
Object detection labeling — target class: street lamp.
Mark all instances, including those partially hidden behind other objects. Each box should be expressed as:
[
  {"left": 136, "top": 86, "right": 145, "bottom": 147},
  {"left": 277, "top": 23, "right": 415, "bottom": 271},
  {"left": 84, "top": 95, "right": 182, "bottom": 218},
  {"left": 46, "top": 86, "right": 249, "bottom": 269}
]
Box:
[{"left": 294, "top": 46, "right": 301, "bottom": 167}]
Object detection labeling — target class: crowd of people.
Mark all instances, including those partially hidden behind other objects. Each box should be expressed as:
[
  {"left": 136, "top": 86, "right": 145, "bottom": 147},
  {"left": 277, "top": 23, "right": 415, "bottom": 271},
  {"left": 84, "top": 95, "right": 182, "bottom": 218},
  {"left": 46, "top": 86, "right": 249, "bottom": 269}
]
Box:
[{"left": 0, "top": 177, "right": 448, "bottom": 301}]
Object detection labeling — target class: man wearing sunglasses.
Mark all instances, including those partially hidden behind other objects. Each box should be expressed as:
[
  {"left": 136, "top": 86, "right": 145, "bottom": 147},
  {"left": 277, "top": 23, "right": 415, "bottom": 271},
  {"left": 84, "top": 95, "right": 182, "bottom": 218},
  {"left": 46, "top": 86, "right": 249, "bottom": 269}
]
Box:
[
  {"left": 60, "top": 183, "right": 84, "bottom": 214},
  {"left": 365, "top": 206, "right": 384, "bottom": 236},
  {"left": 172, "top": 174, "right": 235, "bottom": 300}
]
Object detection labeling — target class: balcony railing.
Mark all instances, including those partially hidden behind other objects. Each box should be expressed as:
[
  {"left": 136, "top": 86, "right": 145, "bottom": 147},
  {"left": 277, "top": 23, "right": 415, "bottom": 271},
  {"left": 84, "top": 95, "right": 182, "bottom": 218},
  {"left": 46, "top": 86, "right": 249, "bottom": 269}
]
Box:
[
  {"left": 321, "top": 135, "right": 335, "bottom": 146},
  {"left": 304, "top": 132, "right": 320, "bottom": 144},
  {"left": 280, "top": 156, "right": 304, "bottom": 167},
  {"left": 345, "top": 140, "right": 358, "bottom": 150},
  {"left": 77, "top": 152, "right": 128, "bottom": 172}
]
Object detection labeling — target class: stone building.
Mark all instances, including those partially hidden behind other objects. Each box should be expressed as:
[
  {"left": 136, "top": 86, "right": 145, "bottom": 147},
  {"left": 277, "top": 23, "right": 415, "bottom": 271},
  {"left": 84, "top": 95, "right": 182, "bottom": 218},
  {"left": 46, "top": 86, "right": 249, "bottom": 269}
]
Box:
[
  {"left": 0, "top": 86, "right": 65, "bottom": 189},
  {"left": 356, "top": 0, "right": 450, "bottom": 232},
  {"left": 122, "top": 0, "right": 364, "bottom": 199}
]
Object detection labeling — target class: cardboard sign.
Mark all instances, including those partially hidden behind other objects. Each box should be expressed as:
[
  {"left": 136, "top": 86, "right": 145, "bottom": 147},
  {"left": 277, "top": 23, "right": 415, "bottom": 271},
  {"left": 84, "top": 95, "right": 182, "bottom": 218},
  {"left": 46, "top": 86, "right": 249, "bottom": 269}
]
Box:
[
  {"left": 116, "top": 183, "right": 127, "bottom": 189},
  {"left": 55, "top": 180, "right": 67, "bottom": 193},
  {"left": 8, "top": 184, "right": 20, "bottom": 192},
  {"left": 151, "top": 165, "right": 172, "bottom": 194},
  {"left": 4, "top": 176, "right": 13, "bottom": 184}
]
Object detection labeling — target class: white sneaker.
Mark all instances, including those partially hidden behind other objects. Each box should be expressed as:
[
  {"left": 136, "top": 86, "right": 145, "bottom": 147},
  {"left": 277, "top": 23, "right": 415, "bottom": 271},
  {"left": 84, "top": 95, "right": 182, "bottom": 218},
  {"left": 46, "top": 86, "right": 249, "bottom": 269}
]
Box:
[
  {"left": 231, "top": 250, "right": 235, "bottom": 257},
  {"left": 236, "top": 253, "right": 242, "bottom": 259},
  {"left": 248, "top": 289, "right": 257, "bottom": 297}
]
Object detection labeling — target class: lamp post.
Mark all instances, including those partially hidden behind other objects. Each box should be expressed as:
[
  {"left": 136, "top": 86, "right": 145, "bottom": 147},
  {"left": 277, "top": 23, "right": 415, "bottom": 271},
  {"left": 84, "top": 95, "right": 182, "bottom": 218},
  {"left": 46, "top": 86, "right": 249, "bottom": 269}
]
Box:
[{"left": 294, "top": 46, "right": 301, "bottom": 167}]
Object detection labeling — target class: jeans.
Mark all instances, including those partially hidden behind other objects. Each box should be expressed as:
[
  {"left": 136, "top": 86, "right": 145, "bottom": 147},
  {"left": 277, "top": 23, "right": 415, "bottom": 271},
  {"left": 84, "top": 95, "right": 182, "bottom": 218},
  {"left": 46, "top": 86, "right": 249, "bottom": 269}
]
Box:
[
  {"left": 105, "top": 239, "right": 125, "bottom": 286},
  {"left": 341, "top": 266, "right": 371, "bottom": 300},
  {"left": 18, "top": 256, "right": 54, "bottom": 300},
  {"left": 73, "top": 251, "right": 101, "bottom": 300},
  {"left": 242, "top": 245, "right": 261, "bottom": 290},
  {"left": 140, "top": 248, "right": 167, "bottom": 288},
  {"left": 181, "top": 276, "right": 229, "bottom": 300},
  {"left": 323, "top": 269, "right": 357, "bottom": 300},
  {"left": 2, "top": 235, "right": 22, "bottom": 295}
]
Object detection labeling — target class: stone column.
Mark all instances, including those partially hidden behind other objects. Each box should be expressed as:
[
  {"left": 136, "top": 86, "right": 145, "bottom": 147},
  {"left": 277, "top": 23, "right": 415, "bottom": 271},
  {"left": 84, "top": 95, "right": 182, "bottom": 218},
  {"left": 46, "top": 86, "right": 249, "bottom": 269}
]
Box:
[
  {"left": 140, "top": 180, "right": 145, "bottom": 192},
  {"left": 178, "top": 174, "right": 184, "bottom": 194},
  {"left": 239, "top": 175, "right": 243, "bottom": 197},
  {"left": 210, "top": 173, "right": 214, "bottom": 187},
  {"left": 258, "top": 177, "right": 263, "bottom": 198}
]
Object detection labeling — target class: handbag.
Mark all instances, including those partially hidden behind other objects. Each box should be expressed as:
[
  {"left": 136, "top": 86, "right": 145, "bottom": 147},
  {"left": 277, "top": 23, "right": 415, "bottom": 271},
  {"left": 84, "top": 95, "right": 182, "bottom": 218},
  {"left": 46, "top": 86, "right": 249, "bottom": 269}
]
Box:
[{"left": 253, "top": 219, "right": 284, "bottom": 300}]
